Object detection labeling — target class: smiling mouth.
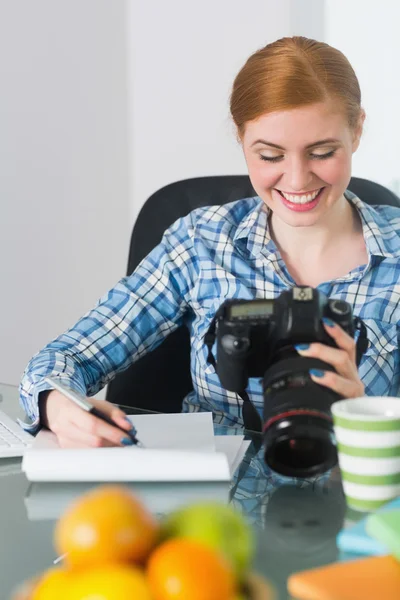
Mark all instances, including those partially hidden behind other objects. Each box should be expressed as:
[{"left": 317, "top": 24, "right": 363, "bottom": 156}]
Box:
[{"left": 275, "top": 188, "right": 324, "bottom": 204}]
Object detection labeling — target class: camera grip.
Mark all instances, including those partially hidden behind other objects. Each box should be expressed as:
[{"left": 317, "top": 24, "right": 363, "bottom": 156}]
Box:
[{"left": 216, "top": 333, "right": 250, "bottom": 392}]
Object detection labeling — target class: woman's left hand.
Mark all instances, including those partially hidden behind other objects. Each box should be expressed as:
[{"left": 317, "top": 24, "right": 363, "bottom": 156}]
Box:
[{"left": 295, "top": 317, "right": 364, "bottom": 399}]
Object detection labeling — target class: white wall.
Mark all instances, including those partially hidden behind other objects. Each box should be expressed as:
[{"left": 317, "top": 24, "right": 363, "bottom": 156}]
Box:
[
  {"left": 1, "top": 0, "right": 398, "bottom": 388},
  {"left": 0, "top": 0, "right": 326, "bottom": 387},
  {"left": 127, "top": 0, "right": 325, "bottom": 222},
  {"left": 325, "top": 0, "right": 400, "bottom": 193},
  {"left": 0, "top": 1, "right": 131, "bottom": 385}
]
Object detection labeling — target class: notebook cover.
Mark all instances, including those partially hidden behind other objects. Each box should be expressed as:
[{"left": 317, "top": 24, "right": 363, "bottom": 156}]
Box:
[{"left": 288, "top": 555, "right": 400, "bottom": 600}]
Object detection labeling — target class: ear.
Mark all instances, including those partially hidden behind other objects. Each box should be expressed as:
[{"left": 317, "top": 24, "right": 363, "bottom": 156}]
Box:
[{"left": 352, "top": 109, "right": 366, "bottom": 152}]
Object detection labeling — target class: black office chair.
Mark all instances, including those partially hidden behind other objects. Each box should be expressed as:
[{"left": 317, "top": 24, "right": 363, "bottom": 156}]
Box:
[{"left": 106, "top": 176, "right": 400, "bottom": 412}]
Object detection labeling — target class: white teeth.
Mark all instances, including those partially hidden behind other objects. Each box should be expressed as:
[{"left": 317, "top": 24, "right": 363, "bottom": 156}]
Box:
[{"left": 280, "top": 189, "right": 321, "bottom": 204}]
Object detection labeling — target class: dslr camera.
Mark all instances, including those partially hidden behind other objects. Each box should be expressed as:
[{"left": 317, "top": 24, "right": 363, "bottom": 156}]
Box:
[{"left": 208, "top": 287, "right": 368, "bottom": 478}]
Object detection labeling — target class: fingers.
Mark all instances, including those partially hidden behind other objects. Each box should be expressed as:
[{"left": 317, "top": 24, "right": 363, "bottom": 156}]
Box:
[
  {"left": 55, "top": 423, "right": 116, "bottom": 448},
  {"left": 52, "top": 406, "right": 124, "bottom": 448},
  {"left": 45, "top": 390, "right": 134, "bottom": 448},
  {"left": 294, "top": 318, "right": 364, "bottom": 400},
  {"left": 295, "top": 318, "right": 357, "bottom": 380},
  {"left": 308, "top": 368, "right": 365, "bottom": 398},
  {"left": 90, "top": 398, "right": 133, "bottom": 432},
  {"left": 322, "top": 318, "right": 357, "bottom": 361},
  {"left": 68, "top": 405, "right": 131, "bottom": 447},
  {"left": 295, "top": 342, "right": 356, "bottom": 380}
]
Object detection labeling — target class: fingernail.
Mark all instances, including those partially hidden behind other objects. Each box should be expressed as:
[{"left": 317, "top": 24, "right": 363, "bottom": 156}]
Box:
[
  {"left": 322, "top": 317, "right": 335, "bottom": 327},
  {"left": 123, "top": 417, "right": 135, "bottom": 432},
  {"left": 295, "top": 344, "right": 310, "bottom": 351},
  {"left": 129, "top": 426, "right": 138, "bottom": 435},
  {"left": 310, "top": 369, "right": 325, "bottom": 378},
  {"left": 121, "top": 437, "right": 134, "bottom": 446}
]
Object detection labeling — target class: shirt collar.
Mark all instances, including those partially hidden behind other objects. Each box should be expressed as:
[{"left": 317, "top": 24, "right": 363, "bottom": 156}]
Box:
[
  {"left": 233, "top": 191, "right": 400, "bottom": 260},
  {"left": 233, "top": 199, "right": 276, "bottom": 258},
  {"left": 347, "top": 190, "right": 400, "bottom": 259}
]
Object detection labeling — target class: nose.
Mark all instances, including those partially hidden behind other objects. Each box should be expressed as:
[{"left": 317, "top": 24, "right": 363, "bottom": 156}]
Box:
[{"left": 285, "top": 156, "right": 313, "bottom": 192}]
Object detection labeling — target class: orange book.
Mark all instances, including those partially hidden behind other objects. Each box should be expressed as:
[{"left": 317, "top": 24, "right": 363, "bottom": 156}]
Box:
[{"left": 288, "top": 555, "right": 400, "bottom": 600}]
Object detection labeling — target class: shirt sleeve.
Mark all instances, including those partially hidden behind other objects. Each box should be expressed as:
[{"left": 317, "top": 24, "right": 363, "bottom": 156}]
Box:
[{"left": 19, "top": 214, "right": 198, "bottom": 433}]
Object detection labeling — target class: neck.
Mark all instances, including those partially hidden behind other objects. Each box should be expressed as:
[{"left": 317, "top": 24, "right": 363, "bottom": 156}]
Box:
[{"left": 269, "top": 195, "right": 359, "bottom": 260}]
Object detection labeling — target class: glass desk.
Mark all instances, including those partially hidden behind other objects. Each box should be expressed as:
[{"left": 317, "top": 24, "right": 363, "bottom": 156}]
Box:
[{"left": 0, "top": 383, "right": 349, "bottom": 600}]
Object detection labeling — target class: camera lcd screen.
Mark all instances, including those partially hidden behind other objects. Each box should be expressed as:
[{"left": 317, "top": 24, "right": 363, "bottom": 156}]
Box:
[{"left": 230, "top": 301, "right": 274, "bottom": 319}]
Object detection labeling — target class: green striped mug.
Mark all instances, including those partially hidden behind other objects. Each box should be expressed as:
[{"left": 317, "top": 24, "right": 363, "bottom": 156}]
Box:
[{"left": 331, "top": 397, "right": 400, "bottom": 512}]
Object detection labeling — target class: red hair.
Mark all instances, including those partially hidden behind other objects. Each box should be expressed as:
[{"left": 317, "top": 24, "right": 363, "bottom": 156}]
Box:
[{"left": 230, "top": 36, "right": 362, "bottom": 137}]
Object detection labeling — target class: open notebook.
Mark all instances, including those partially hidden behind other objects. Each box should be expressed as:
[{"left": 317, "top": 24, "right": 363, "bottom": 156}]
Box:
[{"left": 22, "top": 412, "right": 250, "bottom": 483}]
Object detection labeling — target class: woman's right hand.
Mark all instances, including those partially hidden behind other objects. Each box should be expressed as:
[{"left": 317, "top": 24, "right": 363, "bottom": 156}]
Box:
[{"left": 40, "top": 390, "right": 135, "bottom": 448}]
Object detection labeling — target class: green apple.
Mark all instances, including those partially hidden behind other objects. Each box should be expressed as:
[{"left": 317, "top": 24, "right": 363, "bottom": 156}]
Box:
[{"left": 160, "top": 501, "right": 254, "bottom": 576}]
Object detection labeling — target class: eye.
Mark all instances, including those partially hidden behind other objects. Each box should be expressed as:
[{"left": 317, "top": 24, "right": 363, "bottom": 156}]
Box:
[
  {"left": 259, "top": 155, "right": 283, "bottom": 163},
  {"left": 310, "top": 150, "right": 336, "bottom": 160}
]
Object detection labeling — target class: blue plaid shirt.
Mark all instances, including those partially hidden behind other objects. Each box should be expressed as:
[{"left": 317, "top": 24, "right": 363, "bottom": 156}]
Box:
[{"left": 20, "top": 191, "right": 400, "bottom": 433}]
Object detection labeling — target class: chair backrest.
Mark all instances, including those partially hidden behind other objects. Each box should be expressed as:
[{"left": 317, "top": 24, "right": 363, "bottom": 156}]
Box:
[{"left": 106, "top": 176, "right": 400, "bottom": 411}]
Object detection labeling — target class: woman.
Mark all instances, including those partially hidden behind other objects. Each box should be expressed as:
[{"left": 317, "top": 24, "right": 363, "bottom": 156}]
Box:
[{"left": 20, "top": 36, "right": 400, "bottom": 448}]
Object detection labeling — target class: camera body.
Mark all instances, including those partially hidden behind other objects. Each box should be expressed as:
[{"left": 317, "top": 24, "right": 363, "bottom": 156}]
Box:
[
  {"left": 216, "top": 287, "right": 355, "bottom": 393},
  {"left": 210, "top": 287, "right": 366, "bottom": 478}
]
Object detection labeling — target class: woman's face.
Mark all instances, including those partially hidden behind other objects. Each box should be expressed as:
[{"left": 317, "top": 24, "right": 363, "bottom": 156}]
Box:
[{"left": 242, "top": 102, "right": 363, "bottom": 227}]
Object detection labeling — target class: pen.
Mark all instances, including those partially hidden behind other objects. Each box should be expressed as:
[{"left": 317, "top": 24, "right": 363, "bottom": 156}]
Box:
[{"left": 44, "top": 377, "right": 144, "bottom": 447}]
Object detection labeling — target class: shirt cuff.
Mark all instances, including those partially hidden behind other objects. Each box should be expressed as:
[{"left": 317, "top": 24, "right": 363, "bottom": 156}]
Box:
[{"left": 19, "top": 375, "right": 87, "bottom": 435}]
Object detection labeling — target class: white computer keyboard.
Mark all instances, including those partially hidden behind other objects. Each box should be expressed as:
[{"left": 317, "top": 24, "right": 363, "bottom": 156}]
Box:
[{"left": 0, "top": 409, "right": 32, "bottom": 458}]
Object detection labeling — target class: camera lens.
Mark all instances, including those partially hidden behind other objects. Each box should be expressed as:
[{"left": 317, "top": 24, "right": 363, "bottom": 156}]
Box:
[
  {"left": 264, "top": 426, "right": 337, "bottom": 478},
  {"left": 262, "top": 356, "right": 340, "bottom": 478}
]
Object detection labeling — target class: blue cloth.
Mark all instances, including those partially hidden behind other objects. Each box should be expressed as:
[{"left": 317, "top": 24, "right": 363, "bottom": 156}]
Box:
[{"left": 20, "top": 191, "right": 400, "bottom": 433}]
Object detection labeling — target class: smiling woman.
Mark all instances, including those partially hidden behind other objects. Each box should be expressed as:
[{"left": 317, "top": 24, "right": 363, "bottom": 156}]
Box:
[
  {"left": 19, "top": 36, "right": 400, "bottom": 450},
  {"left": 243, "top": 104, "right": 356, "bottom": 225},
  {"left": 240, "top": 103, "right": 369, "bottom": 286},
  {"left": 230, "top": 38, "right": 370, "bottom": 291}
]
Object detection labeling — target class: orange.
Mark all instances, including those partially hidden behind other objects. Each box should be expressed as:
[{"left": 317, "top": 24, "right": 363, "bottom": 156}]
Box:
[
  {"left": 147, "top": 538, "right": 237, "bottom": 600},
  {"left": 31, "top": 568, "right": 70, "bottom": 600},
  {"left": 54, "top": 485, "right": 158, "bottom": 568},
  {"left": 67, "top": 564, "right": 153, "bottom": 600}
]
